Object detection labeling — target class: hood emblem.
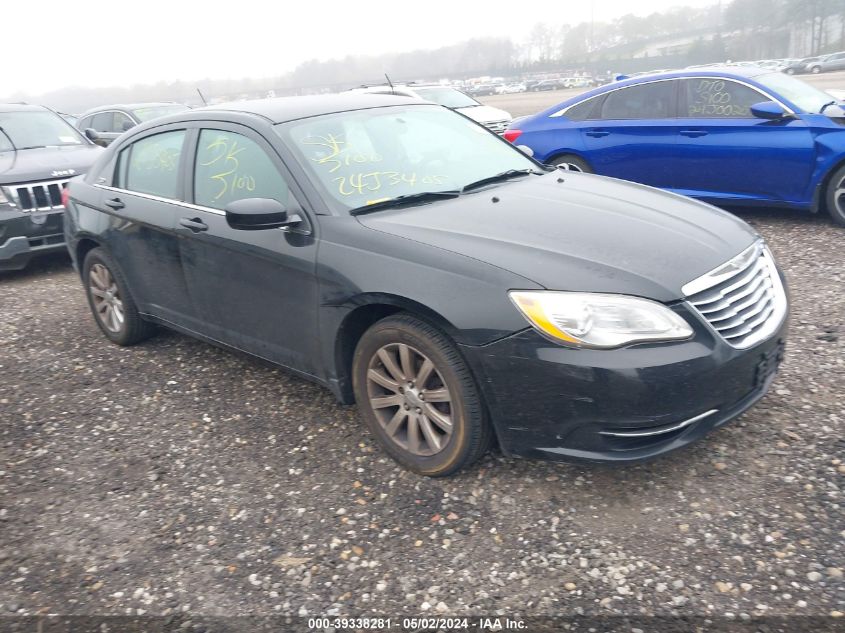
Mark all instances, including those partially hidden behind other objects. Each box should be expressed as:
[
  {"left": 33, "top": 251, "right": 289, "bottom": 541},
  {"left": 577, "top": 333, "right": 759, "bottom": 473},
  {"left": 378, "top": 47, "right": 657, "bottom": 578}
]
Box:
[{"left": 51, "top": 169, "right": 76, "bottom": 177}]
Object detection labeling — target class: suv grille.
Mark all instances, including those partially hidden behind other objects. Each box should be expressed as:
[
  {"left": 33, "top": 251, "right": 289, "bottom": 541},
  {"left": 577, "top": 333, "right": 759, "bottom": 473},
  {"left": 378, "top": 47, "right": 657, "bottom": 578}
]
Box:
[
  {"left": 3, "top": 178, "right": 69, "bottom": 212},
  {"left": 683, "top": 241, "right": 787, "bottom": 349},
  {"left": 484, "top": 120, "right": 509, "bottom": 134}
]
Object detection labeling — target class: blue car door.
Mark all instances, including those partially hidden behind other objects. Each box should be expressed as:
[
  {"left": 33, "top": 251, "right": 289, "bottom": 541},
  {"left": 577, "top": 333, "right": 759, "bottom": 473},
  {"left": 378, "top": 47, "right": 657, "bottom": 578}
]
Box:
[
  {"left": 671, "top": 78, "right": 816, "bottom": 204},
  {"left": 578, "top": 79, "right": 679, "bottom": 188}
]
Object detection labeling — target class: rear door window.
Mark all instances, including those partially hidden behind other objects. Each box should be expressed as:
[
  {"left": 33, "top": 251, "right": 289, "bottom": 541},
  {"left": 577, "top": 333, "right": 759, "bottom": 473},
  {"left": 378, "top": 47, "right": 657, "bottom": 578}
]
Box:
[
  {"left": 91, "top": 112, "right": 114, "bottom": 132},
  {"left": 682, "top": 79, "right": 766, "bottom": 118},
  {"left": 599, "top": 81, "right": 676, "bottom": 119},
  {"left": 116, "top": 130, "right": 186, "bottom": 199}
]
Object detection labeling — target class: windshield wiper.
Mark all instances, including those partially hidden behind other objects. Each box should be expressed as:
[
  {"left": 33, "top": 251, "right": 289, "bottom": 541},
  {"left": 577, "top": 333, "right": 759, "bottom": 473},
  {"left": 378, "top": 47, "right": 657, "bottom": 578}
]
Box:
[
  {"left": 461, "top": 168, "right": 541, "bottom": 193},
  {"left": 350, "top": 190, "right": 461, "bottom": 216},
  {"left": 820, "top": 100, "right": 840, "bottom": 114}
]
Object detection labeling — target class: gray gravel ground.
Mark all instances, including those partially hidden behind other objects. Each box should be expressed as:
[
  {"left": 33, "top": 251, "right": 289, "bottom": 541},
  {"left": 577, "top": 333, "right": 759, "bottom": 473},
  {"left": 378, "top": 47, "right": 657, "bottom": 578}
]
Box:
[{"left": 0, "top": 208, "right": 843, "bottom": 628}]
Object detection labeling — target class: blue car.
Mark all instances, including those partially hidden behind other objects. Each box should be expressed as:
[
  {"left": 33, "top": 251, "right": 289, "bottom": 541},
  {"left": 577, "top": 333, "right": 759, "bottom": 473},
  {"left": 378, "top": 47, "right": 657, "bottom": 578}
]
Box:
[{"left": 505, "top": 67, "right": 845, "bottom": 226}]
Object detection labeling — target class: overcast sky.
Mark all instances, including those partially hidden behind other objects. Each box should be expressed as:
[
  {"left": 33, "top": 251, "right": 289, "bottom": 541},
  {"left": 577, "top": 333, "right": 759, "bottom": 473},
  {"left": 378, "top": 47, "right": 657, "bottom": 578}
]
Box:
[{"left": 6, "top": 0, "right": 717, "bottom": 97}]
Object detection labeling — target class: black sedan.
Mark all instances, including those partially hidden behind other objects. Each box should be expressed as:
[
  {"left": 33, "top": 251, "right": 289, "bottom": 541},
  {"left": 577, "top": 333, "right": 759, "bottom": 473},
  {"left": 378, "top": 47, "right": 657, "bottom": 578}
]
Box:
[{"left": 64, "top": 94, "right": 788, "bottom": 476}]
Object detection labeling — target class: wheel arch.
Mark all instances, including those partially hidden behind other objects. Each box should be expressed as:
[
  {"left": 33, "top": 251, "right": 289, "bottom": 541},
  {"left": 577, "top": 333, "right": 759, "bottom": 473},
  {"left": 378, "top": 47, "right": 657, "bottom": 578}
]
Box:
[
  {"left": 815, "top": 155, "right": 845, "bottom": 214},
  {"left": 75, "top": 236, "right": 102, "bottom": 274},
  {"left": 330, "top": 294, "right": 461, "bottom": 405},
  {"left": 545, "top": 150, "right": 594, "bottom": 171}
]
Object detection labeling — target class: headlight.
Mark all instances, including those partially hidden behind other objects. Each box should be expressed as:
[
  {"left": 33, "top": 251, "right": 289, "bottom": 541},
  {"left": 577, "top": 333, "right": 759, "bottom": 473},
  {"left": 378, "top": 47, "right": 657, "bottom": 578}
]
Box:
[{"left": 509, "top": 291, "right": 693, "bottom": 349}]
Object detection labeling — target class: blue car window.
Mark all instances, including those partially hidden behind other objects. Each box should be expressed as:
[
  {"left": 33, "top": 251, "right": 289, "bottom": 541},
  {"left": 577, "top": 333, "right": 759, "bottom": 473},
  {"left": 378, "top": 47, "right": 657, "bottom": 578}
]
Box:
[
  {"left": 600, "top": 81, "right": 675, "bottom": 120},
  {"left": 564, "top": 96, "right": 602, "bottom": 121},
  {"left": 683, "top": 79, "right": 765, "bottom": 118}
]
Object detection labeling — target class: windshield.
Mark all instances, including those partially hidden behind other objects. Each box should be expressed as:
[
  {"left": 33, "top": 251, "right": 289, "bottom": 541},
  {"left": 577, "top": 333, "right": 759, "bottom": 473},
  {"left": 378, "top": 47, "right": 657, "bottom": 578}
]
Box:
[
  {"left": 276, "top": 105, "right": 537, "bottom": 211},
  {"left": 0, "top": 110, "right": 84, "bottom": 151},
  {"left": 131, "top": 104, "right": 189, "bottom": 122},
  {"left": 755, "top": 72, "right": 836, "bottom": 114},
  {"left": 413, "top": 87, "right": 480, "bottom": 109}
]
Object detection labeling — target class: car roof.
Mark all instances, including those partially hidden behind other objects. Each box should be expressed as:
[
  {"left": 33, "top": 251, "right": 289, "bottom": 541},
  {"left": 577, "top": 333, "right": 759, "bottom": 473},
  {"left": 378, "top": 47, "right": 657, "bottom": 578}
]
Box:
[
  {"left": 193, "top": 93, "right": 431, "bottom": 124},
  {"left": 80, "top": 102, "right": 183, "bottom": 116},
  {"left": 0, "top": 103, "right": 49, "bottom": 113},
  {"left": 537, "top": 65, "right": 775, "bottom": 115}
]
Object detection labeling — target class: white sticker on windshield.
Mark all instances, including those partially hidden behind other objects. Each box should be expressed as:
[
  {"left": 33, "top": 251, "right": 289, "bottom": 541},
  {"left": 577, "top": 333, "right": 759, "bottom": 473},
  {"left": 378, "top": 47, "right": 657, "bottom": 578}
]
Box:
[{"left": 59, "top": 136, "right": 77, "bottom": 143}]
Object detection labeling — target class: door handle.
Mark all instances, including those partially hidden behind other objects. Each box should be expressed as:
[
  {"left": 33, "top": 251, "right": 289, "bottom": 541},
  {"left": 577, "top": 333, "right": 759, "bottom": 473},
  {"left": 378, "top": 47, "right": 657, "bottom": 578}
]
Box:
[
  {"left": 179, "top": 217, "right": 208, "bottom": 233},
  {"left": 680, "top": 130, "right": 709, "bottom": 138},
  {"left": 104, "top": 197, "right": 125, "bottom": 210},
  {"left": 585, "top": 129, "right": 610, "bottom": 138}
]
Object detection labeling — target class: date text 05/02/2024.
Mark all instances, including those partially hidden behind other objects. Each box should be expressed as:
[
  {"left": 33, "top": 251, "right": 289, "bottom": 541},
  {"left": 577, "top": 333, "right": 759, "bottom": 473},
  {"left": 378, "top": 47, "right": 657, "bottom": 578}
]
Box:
[{"left": 306, "top": 616, "right": 527, "bottom": 630}]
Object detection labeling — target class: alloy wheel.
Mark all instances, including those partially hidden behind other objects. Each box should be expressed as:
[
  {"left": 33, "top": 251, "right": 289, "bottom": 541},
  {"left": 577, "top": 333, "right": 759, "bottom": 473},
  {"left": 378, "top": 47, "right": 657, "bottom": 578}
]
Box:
[
  {"left": 557, "top": 162, "right": 584, "bottom": 172},
  {"left": 366, "top": 343, "right": 453, "bottom": 456},
  {"left": 835, "top": 175, "right": 845, "bottom": 217},
  {"left": 89, "top": 263, "right": 124, "bottom": 333}
]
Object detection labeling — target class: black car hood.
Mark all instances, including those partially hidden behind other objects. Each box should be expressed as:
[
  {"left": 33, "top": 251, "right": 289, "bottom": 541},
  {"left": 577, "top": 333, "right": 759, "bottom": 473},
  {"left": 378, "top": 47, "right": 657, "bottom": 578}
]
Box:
[
  {"left": 357, "top": 172, "right": 758, "bottom": 302},
  {"left": 0, "top": 145, "right": 103, "bottom": 184}
]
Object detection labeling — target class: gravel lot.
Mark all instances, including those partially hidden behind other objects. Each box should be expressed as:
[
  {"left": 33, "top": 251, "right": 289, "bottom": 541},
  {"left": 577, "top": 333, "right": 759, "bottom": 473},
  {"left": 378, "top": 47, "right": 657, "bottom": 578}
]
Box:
[{"left": 1, "top": 208, "right": 843, "bottom": 628}]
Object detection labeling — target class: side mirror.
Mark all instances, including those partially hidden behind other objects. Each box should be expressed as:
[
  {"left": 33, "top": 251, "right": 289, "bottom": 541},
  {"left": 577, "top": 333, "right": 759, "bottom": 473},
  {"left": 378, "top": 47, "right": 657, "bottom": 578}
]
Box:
[
  {"left": 84, "top": 127, "right": 100, "bottom": 141},
  {"left": 751, "top": 101, "right": 787, "bottom": 120},
  {"left": 224, "top": 197, "right": 301, "bottom": 231}
]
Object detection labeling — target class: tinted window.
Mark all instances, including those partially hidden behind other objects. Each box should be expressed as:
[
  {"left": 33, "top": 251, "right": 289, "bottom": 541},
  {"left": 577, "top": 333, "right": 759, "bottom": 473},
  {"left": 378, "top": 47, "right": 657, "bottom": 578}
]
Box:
[
  {"left": 118, "top": 130, "right": 185, "bottom": 198},
  {"left": 194, "top": 129, "right": 291, "bottom": 211},
  {"left": 564, "top": 96, "right": 600, "bottom": 121},
  {"left": 683, "top": 79, "right": 765, "bottom": 118},
  {"left": 113, "top": 111, "right": 135, "bottom": 133},
  {"left": 91, "top": 112, "right": 114, "bottom": 132},
  {"left": 600, "top": 81, "right": 675, "bottom": 119}
]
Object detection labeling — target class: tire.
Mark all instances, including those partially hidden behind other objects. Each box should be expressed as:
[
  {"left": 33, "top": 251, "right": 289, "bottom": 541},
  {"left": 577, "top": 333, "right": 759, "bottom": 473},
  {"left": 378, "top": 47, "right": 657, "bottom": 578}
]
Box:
[
  {"left": 785, "top": 68, "right": 795, "bottom": 75},
  {"left": 82, "top": 247, "right": 156, "bottom": 345},
  {"left": 824, "top": 164, "right": 845, "bottom": 227},
  {"left": 549, "top": 154, "right": 593, "bottom": 173},
  {"left": 352, "top": 314, "right": 492, "bottom": 477},
  {"left": 811, "top": 66, "right": 821, "bottom": 74}
]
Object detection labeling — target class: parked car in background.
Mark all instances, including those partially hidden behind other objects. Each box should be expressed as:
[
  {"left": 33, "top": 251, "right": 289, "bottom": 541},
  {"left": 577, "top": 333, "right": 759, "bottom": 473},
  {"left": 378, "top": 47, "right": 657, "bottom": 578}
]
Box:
[
  {"left": 0, "top": 104, "right": 102, "bottom": 270},
  {"left": 530, "top": 79, "right": 564, "bottom": 92},
  {"left": 59, "top": 113, "right": 79, "bottom": 127},
  {"left": 76, "top": 102, "right": 190, "bottom": 146},
  {"left": 466, "top": 84, "right": 498, "bottom": 97},
  {"left": 505, "top": 67, "right": 845, "bottom": 226},
  {"left": 807, "top": 52, "right": 845, "bottom": 74},
  {"left": 64, "top": 94, "right": 787, "bottom": 476},
  {"left": 498, "top": 83, "right": 526, "bottom": 94},
  {"left": 345, "top": 83, "right": 512, "bottom": 134},
  {"left": 781, "top": 58, "right": 814, "bottom": 74}
]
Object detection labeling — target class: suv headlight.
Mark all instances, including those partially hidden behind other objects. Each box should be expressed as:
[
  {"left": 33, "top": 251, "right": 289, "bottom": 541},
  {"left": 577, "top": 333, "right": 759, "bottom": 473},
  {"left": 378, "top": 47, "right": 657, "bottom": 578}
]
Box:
[{"left": 509, "top": 291, "right": 693, "bottom": 349}]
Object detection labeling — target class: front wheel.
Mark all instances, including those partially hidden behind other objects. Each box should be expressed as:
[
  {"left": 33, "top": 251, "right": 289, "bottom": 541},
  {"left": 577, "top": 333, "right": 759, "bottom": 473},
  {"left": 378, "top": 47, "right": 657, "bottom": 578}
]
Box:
[
  {"left": 352, "top": 314, "right": 492, "bottom": 476},
  {"left": 82, "top": 247, "right": 156, "bottom": 345},
  {"left": 811, "top": 66, "right": 821, "bottom": 74},
  {"left": 824, "top": 164, "right": 845, "bottom": 227},
  {"left": 549, "top": 154, "right": 593, "bottom": 173}
]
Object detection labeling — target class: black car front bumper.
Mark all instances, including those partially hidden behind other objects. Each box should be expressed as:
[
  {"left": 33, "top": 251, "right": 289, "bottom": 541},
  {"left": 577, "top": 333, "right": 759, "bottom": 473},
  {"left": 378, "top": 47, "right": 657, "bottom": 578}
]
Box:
[
  {"left": 461, "top": 306, "right": 788, "bottom": 464},
  {"left": 0, "top": 207, "right": 66, "bottom": 271}
]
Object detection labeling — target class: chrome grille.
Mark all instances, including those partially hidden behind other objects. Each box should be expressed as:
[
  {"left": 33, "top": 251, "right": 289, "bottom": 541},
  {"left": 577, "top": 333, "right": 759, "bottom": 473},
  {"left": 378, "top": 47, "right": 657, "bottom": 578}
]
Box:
[
  {"left": 484, "top": 120, "right": 510, "bottom": 134},
  {"left": 683, "top": 241, "right": 787, "bottom": 349},
  {"left": 2, "top": 178, "right": 69, "bottom": 212}
]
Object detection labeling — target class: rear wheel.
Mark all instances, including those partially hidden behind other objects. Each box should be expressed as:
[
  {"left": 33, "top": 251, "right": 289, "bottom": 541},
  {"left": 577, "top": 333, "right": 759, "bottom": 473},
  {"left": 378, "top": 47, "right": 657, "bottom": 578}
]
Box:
[
  {"left": 82, "top": 247, "right": 156, "bottom": 345},
  {"left": 824, "top": 164, "right": 845, "bottom": 227},
  {"left": 549, "top": 154, "right": 593, "bottom": 173},
  {"left": 352, "top": 314, "right": 492, "bottom": 476}
]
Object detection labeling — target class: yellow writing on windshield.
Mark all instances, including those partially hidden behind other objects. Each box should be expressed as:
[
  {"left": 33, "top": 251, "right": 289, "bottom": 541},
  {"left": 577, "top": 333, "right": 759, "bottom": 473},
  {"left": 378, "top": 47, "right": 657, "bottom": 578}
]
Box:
[{"left": 334, "top": 171, "right": 448, "bottom": 196}]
